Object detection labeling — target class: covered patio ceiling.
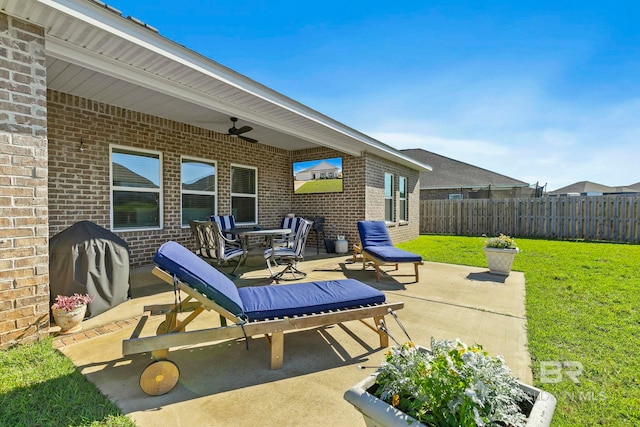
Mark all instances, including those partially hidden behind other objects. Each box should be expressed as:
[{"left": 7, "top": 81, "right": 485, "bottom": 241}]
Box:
[{"left": 4, "top": 0, "right": 430, "bottom": 171}]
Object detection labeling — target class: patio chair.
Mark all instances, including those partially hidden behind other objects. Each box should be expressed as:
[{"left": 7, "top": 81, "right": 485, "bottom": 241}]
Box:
[
  {"left": 122, "top": 241, "right": 403, "bottom": 396},
  {"left": 355, "top": 220, "right": 423, "bottom": 282},
  {"left": 189, "top": 220, "right": 243, "bottom": 266},
  {"left": 273, "top": 216, "right": 306, "bottom": 248},
  {"left": 264, "top": 218, "right": 313, "bottom": 281},
  {"left": 210, "top": 214, "right": 242, "bottom": 244}
]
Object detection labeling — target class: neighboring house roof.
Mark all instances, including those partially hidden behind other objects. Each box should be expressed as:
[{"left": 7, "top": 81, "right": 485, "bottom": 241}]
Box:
[
  {"left": 183, "top": 175, "right": 216, "bottom": 192},
  {"left": 400, "top": 148, "right": 529, "bottom": 190},
  {"left": 7, "top": 0, "right": 430, "bottom": 172},
  {"left": 112, "top": 163, "right": 156, "bottom": 188},
  {"left": 628, "top": 182, "right": 640, "bottom": 191},
  {"left": 549, "top": 181, "right": 639, "bottom": 195}
]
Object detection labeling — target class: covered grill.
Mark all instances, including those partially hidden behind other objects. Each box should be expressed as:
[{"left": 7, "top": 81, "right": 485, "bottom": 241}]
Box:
[{"left": 49, "top": 221, "right": 131, "bottom": 318}]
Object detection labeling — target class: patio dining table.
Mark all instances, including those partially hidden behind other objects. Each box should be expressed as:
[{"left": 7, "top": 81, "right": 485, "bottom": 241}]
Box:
[{"left": 223, "top": 227, "right": 291, "bottom": 276}]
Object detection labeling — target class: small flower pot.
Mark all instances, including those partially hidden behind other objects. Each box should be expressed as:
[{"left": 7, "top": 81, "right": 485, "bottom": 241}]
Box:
[
  {"left": 484, "top": 247, "right": 518, "bottom": 276},
  {"left": 51, "top": 304, "right": 87, "bottom": 334}
]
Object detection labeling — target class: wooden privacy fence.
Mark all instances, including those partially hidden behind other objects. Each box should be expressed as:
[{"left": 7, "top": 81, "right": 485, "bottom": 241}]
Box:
[{"left": 420, "top": 196, "right": 640, "bottom": 243}]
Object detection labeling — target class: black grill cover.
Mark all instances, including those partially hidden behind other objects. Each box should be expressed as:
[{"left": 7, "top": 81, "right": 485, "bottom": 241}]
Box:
[{"left": 49, "top": 221, "right": 131, "bottom": 318}]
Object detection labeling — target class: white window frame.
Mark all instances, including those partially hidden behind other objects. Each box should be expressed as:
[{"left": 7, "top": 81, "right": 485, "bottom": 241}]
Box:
[
  {"left": 399, "top": 176, "right": 408, "bottom": 222},
  {"left": 110, "top": 145, "right": 163, "bottom": 231},
  {"left": 231, "top": 163, "right": 258, "bottom": 225},
  {"left": 384, "top": 172, "right": 395, "bottom": 223},
  {"left": 180, "top": 156, "right": 217, "bottom": 228}
]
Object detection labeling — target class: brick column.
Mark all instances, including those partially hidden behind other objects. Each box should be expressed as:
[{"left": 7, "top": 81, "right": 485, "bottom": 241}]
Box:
[{"left": 0, "top": 13, "right": 49, "bottom": 348}]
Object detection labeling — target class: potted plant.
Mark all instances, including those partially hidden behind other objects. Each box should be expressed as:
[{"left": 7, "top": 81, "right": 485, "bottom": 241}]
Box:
[
  {"left": 51, "top": 293, "right": 94, "bottom": 334},
  {"left": 344, "top": 339, "right": 556, "bottom": 427},
  {"left": 483, "top": 234, "right": 519, "bottom": 275}
]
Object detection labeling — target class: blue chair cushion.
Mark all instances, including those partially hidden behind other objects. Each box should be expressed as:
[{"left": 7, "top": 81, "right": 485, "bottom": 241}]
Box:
[
  {"left": 210, "top": 215, "right": 236, "bottom": 240},
  {"left": 238, "top": 279, "right": 386, "bottom": 321},
  {"left": 358, "top": 221, "right": 394, "bottom": 247},
  {"left": 364, "top": 245, "right": 422, "bottom": 263},
  {"left": 153, "top": 241, "right": 245, "bottom": 316}
]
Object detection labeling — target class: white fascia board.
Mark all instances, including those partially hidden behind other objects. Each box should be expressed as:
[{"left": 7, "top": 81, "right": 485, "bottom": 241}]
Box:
[
  {"left": 39, "top": 0, "right": 430, "bottom": 167},
  {"left": 46, "top": 38, "right": 365, "bottom": 157},
  {"left": 38, "top": 0, "right": 364, "bottom": 153}
]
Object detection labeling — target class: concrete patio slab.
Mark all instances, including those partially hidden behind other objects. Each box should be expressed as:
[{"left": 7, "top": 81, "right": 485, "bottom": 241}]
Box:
[{"left": 56, "top": 252, "right": 531, "bottom": 427}]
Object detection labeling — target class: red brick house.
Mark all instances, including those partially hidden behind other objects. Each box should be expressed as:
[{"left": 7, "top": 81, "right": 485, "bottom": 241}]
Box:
[{"left": 0, "top": 0, "right": 430, "bottom": 348}]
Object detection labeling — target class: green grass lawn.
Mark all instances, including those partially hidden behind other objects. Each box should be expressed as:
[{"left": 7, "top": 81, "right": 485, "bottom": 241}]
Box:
[
  {"left": 2, "top": 236, "right": 638, "bottom": 426},
  {"left": 399, "top": 235, "right": 640, "bottom": 426},
  {"left": 0, "top": 337, "right": 135, "bottom": 427},
  {"left": 294, "top": 178, "right": 342, "bottom": 193}
]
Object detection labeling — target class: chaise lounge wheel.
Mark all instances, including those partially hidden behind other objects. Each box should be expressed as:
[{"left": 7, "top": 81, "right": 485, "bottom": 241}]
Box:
[
  {"left": 139, "top": 360, "right": 180, "bottom": 396},
  {"left": 156, "top": 320, "right": 169, "bottom": 335}
]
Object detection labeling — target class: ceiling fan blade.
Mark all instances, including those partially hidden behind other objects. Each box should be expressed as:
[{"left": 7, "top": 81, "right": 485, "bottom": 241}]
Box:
[
  {"left": 239, "top": 135, "right": 258, "bottom": 143},
  {"left": 236, "top": 125, "right": 253, "bottom": 134}
]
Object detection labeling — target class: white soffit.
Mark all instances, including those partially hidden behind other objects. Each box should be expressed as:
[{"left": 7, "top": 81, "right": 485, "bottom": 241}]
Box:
[{"left": 2, "top": 0, "right": 431, "bottom": 171}]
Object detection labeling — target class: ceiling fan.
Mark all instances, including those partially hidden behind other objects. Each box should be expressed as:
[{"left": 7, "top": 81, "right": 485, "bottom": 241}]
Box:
[{"left": 227, "top": 117, "right": 258, "bottom": 143}]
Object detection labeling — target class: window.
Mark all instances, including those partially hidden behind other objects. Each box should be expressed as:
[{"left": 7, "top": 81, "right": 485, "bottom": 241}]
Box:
[
  {"left": 181, "top": 157, "right": 216, "bottom": 226},
  {"left": 231, "top": 164, "right": 257, "bottom": 224},
  {"left": 111, "top": 146, "right": 162, "bottom": 230},
  {"left": 399, "top": 176, "right": 408, "bottom": 221},
  {"left": 384, "top": 173, "right": 395, "bottom": 222}
]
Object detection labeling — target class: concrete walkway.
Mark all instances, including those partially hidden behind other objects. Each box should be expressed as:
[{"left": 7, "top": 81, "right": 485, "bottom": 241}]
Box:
[{"left": 56, "top": 252, "right": 531, "bottom": 427}]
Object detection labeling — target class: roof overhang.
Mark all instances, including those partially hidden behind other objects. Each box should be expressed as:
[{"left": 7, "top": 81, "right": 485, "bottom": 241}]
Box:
[{"left": 4, "top": 0, "right": 431, "bottom": 171}]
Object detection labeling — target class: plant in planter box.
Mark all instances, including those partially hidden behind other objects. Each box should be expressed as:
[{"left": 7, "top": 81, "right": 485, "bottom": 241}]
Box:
[
  {"left": 484, "top": 234, "right": 518, "bottom": 250},
  {"left": 483, "top": 234, "right": 519, "bottom": 275},
  {"left": 344, "top": 338, "right": 556, "bottom": 427},
  {"left": 51, "top": 293, "right": 94, "bottom": 334}
]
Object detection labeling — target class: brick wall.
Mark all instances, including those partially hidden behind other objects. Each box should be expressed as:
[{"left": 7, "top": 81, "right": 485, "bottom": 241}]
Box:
[
  {"left": 290, "top": 147, "right": 366, "bottom": 250},
  {"left": 289, "top": 148, "right": 421, "bottom": 248},
  {"left": 0, "top": 13, "right": 49, "bottom": 349},
  {"left": 47, "top": 91, "right": 294, "bottom": 267},
  {"left": 47, "top": 91, "right": 421, "bottom": 268},
  {"left": 364, "top": 153, "right": 421, "bottom": 243}
]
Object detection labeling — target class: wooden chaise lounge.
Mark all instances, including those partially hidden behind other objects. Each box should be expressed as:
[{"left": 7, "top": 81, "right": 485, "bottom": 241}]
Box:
[
  {"left": 122, "top": 241, "right": 404, "bottom": 396},
  {"left": 355, "top": 220, "right": 423, "bottom": 282}
]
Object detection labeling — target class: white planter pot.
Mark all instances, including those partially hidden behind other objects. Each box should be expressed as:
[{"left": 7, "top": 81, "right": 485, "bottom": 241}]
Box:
[
  {"left": 51, "top": 304, "right": 87, "bottom": 334},
  {"left": 344, "top": 372, "right": 557, "bottom": 427},
  {"left": 335, "top": 239, "right": 348, "bottom": 254},
  {"left": 484, "top": 247, "right": 518, "bottom": 276}
]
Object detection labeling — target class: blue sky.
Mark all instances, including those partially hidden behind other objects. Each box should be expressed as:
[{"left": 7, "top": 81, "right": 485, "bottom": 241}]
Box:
[
  {"left": 107, "top": 0, "right": 640, "bottom": 191},
  {"left": 293, "top": 158, "right": 342, "bottom": 175}
]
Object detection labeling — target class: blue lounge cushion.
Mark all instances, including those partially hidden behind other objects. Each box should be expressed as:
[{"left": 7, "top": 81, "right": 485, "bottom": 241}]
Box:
[
  {"left": 153, "top": 241, "right": 245, "bottom": 316},
  {"left": 357, "top": 220, "right": 422, "bottom": 263},
  {"left": 154, "top": 242, "right": 388, "bottom": 322},
  {"left": 364, "top": 245, "right": 422, "bottom": 263},
  {"left": 238, "top": 279, "right": 386, "bottom": 321},
  {"left": 358, "top": 221, "right": 394, "bottom": 247}
]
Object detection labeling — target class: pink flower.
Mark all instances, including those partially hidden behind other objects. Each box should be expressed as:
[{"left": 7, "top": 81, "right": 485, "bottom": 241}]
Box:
[{"left": 52, "top": 293, "right": 94, "bottom": 312}]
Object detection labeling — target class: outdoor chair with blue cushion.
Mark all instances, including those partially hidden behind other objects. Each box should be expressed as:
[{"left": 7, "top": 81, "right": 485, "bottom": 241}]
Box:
[
  {"left": 210, "top": 214, "right": 241, "bottom": 244},
  {"left": 189, "top": 220, "right": 243, "bottom": 267},
  {"left": 356, "top": 220, "right": 423, "bottom": 282},
  {"left": 122, "top": 241, "right": 403, "bottom": 396},
  {"left": 273, "top": 216, "right": 307, "bottom": 248}
]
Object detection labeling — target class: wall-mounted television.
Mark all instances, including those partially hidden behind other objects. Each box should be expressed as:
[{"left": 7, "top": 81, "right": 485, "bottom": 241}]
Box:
[{"left": 293, "top": 157, "right": 343, "bottom": 194}]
